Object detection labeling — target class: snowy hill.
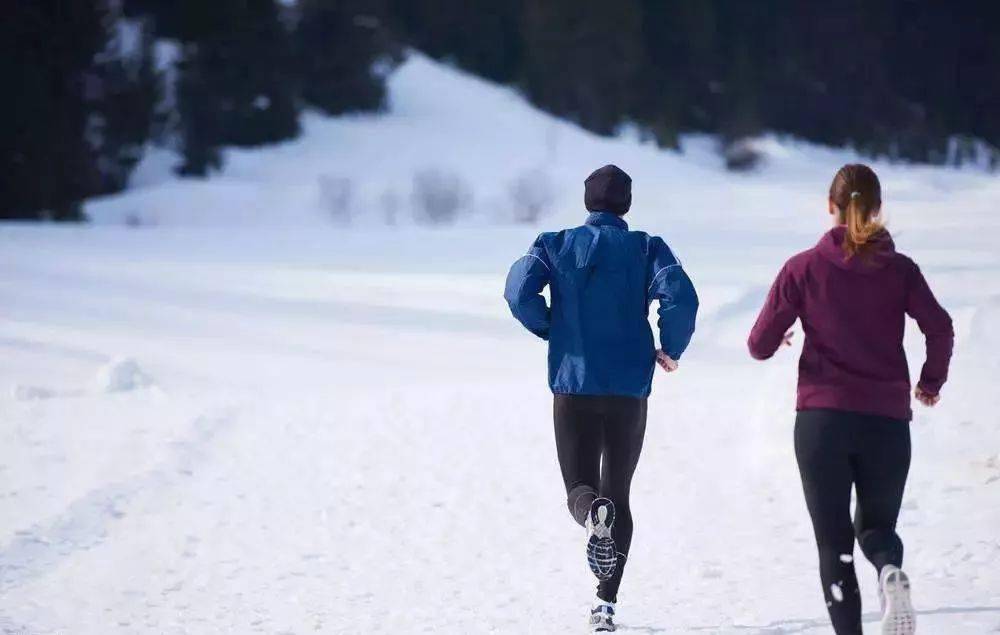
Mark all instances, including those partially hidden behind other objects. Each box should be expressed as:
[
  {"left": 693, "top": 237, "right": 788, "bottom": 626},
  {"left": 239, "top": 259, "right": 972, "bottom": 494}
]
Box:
[
  {"left": 87, "top": 52, "right": 1000, "bottom": 235},
  {"left": 3, "top": 53, "right": 1000, "bottom": 633}
]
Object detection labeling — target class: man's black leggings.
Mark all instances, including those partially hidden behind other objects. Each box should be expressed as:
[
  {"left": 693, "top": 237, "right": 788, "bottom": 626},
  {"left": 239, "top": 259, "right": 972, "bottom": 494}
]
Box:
[
  {"left": 794, "top": 409, "right": 911, "bottom": 635},
  {"left": 553, "top": 394, "right": 647, "bottom": 603}
]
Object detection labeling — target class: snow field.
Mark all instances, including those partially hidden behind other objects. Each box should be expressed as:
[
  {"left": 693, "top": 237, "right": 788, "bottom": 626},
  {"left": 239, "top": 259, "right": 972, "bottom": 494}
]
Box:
[{"left": 3, "top": 52, "right": 1000, "bottom": 633}]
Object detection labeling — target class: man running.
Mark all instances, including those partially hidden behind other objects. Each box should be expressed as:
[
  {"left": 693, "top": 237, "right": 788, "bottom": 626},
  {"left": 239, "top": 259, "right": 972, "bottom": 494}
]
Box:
[{"left": 504, "top": 164, "right": 699, "bottom": 632}]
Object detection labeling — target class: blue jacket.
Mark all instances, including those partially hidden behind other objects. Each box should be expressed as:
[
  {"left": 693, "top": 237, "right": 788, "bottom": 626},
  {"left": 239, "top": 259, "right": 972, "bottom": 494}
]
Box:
[{"left": 504, "top": 211, "right": 699, "bottom": 397}]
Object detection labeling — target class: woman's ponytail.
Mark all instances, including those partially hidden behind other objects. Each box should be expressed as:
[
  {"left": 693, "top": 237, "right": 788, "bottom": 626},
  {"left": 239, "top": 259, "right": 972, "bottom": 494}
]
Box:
[{"left": 830, "top": 165, "right": 884, "bottom": 259}]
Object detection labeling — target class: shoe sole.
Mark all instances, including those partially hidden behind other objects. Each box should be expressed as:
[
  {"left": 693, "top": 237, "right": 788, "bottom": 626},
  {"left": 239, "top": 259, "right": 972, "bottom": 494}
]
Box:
[
  {"left": 590, "top": 606, "right": 616, "bottom": 633},
  {"left": 881, "top": 569, "right": 916, "bottom": 635},
  {"left": 586, "top": 498, "right": 617, "bottom": 582}
]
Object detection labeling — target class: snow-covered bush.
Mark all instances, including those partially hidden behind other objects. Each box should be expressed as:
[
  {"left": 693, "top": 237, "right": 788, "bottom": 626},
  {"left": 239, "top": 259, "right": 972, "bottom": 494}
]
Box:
[
  {"left": 319, "top": 175, "right": 353, "bottom": 224},
  {"left": 94, "top": 357, "right": 153, "bottom": 393},
  {"left": 508, "top": 169, "right": 555, "bottom": 223},
  {"left": 411, "top": 168, "right": 471, "bottom": 225}
]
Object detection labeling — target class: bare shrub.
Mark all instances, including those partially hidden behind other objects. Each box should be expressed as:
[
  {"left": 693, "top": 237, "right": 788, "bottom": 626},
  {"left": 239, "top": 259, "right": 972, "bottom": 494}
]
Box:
[
  {"left": 723, "top": 138, "right": 763, "bottom": 172},
  {"left": 319, "top": 175, "right": 353, "bottom": 224},
  {"left": 380, "top": 187, "right": 400, "bottom": 225},
  {"left": 123, "top": 209, "right": 157, "bottom": 227},
  {"left": 411, "top": 168, "right": 471, "bottom": 225},
  {"left": 508, "top": 169, "right": 555, "bottom": 223}
]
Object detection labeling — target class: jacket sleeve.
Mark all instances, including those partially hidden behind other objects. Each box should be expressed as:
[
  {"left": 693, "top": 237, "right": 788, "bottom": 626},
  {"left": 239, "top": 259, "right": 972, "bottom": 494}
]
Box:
[
  {"left": 905, "top": 263, "right": 954, "bottom": 395},
  {"left": 504, "top": 235, "right": 552, "bottom": 340},
  {"left": 748, "top": 263, "right": 800, "bottom": 360},
  {"left": 647, "top": 237, "right": 699, "bottom": 360}
]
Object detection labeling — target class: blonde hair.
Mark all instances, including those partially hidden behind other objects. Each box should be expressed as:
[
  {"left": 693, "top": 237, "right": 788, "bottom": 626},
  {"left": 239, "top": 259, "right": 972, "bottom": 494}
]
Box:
[{"left": 829, "top": 164, "right": 884, "bottom": 259}]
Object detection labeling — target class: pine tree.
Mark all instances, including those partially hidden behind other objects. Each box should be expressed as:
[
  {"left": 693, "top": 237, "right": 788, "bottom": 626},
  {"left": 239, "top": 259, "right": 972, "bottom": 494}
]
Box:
[
  {"left": 92, "top": 12, "right": 160, "bottom": 193},
  {"left": 1, "top": 1, "right": 106, "bottom": 219},
  {"left": 386, "top": 0, "right": 521, "bottom": 83},
  {"left": 215, "top": 0, "right": 300, "bottom": 147},
  {"left": 631, "top": 1, "right": 715, "bottom": 147},
  {"left": 297, "top": 0, "right": 398, "bottom": 116},
  {"left": 174, "top": 43, "right": 223, "bottom": 176},
  {"left": 521, "top": 0, "right": 643, "bottom": 136},
  {"left": 162, "top": 0, "right": 300, "bottom": 176}
]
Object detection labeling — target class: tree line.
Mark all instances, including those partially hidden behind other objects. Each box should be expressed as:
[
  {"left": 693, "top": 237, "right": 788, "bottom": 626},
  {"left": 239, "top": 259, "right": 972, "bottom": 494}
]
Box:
[
  {"left": 2, "top": 0, "right": 395, "bottom": 220},
  {"left": 407, "top": 1, "right": 1000, "bottom": 163},
  {"left": 4, "top": 1, "right": 999, "bottom": 220}
]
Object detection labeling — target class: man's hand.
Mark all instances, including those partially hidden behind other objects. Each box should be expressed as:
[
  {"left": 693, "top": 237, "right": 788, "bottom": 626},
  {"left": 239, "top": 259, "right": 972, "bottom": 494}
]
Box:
[
  {"left": 915, "top": 386, "right": 940, "bottom": 407},
  {"left": 656, "top": 350, "right": 679, "bottom": 373},
  {"left": 782, "top": 331, "right": 795, "bottom": 348}
]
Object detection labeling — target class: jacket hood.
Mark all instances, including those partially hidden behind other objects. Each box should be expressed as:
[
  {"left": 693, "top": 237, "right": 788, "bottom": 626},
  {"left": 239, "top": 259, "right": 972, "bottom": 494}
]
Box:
[
  {"left": 584, "top": 165, "right": 632, "bottom": 215},
  {"left": 817, "top": 226, "right": 896, "bottom": 272}
]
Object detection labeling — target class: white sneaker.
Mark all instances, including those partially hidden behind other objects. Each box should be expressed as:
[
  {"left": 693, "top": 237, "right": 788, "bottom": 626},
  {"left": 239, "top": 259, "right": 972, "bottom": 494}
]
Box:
[
  {"left": 589, "top": 599, "right": 616, "bottom": 632},
  {"left": 879, "top": 565, "right": 916, "bottom": 634},
  {"left": 585, "top": 498, "right": 617, "bottom": 581}
]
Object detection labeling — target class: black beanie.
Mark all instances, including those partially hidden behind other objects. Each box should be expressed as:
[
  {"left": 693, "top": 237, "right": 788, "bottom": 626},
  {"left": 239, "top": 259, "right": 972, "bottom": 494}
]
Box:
[{"left": 584, "top": 164, "right": 632, "bottom": 215}]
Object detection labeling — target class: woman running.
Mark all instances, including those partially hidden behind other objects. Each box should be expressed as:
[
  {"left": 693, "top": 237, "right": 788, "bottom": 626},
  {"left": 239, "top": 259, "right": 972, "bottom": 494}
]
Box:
[
  {"left": 504, "top": 165, "right": 699, "bottom": 632},
  {"left": 748, "top": 164, "right": 954, "bottom": 635}
]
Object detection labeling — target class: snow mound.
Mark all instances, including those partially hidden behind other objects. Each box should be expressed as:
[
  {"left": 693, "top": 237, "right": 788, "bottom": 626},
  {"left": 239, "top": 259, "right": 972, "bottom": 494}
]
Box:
[{"left": 93, "top": 357, "right": 153, "bottom": 393}]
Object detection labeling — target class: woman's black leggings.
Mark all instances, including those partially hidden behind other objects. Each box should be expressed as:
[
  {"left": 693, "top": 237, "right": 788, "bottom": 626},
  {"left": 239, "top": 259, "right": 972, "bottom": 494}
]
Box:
[
  {"left": 795, "top": 409, "right": 911, "bottom": 635},
  {"left": 553, "top": 394, "right": 647, "bottom": 603}
]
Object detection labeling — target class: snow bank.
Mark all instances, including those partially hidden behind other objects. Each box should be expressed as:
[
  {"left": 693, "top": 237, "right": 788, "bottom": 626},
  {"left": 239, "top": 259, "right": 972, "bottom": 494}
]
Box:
[{"left": 94, "top": 357, "right": 154, "bottom": 393}]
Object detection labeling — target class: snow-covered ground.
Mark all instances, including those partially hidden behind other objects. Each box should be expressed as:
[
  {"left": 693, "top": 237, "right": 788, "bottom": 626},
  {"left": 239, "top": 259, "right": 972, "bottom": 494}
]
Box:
[{"left": 2, "top": 54, "right": 1000, "bottom": 634}]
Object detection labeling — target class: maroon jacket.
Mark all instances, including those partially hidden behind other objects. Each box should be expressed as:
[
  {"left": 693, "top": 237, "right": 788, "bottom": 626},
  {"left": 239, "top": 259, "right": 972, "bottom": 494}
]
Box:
[{"left": 748, "top": 226, "right": 953, "bottom": 420}]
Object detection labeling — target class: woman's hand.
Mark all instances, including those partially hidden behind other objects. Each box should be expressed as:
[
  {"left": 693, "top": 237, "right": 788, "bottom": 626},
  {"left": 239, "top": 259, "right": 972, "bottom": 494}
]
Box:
[
  {"left": 656, "top": 350, "right": 679, "bottom": 373},
  {"left": 782, "top": 331, "right": 795, "bottom": 348},
  {"left": 915, "top": 386, "right": 940, "bottom": 407}
]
